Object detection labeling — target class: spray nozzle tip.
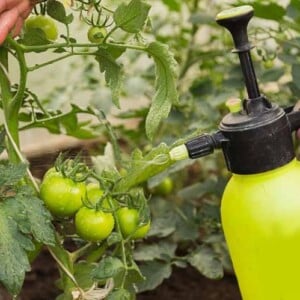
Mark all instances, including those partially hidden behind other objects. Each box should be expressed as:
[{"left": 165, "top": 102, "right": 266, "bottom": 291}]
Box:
[{"left": 169, "top": 145, "right": 189, "bottom": 161}]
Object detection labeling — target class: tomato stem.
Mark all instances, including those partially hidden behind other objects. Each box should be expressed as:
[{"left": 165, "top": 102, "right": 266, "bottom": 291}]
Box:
[
  {"left": 70, "top": 242, "right": 95, "bottom": 262},
  {"left": 27, "top": 53, "right": 73, "bottom": 71}
]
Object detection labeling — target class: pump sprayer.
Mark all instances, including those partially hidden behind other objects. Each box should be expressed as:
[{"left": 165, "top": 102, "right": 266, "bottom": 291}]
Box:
[{"left": 170, "top": 5, "right": 300, "bottom": 300}]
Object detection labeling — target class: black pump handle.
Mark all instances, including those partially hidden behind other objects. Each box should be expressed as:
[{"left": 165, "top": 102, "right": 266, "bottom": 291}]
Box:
[{"left": 216, "top": 6, "right": 260, "bottom": 100}]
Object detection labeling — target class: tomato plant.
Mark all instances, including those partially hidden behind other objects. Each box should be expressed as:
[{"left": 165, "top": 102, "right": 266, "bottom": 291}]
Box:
[{"left": 0, "top": 0, "right": 298, "bottom": 298}]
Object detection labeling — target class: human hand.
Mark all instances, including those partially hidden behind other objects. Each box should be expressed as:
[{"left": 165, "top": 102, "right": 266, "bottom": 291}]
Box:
[{"left": 0, "top": 0, "right": 36, "bottom": 44}]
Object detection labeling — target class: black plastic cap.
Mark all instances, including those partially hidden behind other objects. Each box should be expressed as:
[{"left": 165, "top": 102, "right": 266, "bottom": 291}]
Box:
[
  {"left": 185, "top": 135, "right": 216, "bottom": 159},
  {"left": 220, "top": 102, "right": 295, "bottom": 174}
]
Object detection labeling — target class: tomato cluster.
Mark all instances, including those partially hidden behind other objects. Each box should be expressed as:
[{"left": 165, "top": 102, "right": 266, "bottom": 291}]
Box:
[{"left": 40, "top": 169, "right": 150, "bottom": 242}]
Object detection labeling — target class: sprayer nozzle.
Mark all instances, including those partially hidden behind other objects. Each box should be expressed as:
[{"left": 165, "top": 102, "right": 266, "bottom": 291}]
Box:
[{"left": 169, "top": 145, "right": 189, "bottom": 161}]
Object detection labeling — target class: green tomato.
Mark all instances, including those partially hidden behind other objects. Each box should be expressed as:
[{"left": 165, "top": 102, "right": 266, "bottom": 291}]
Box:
[
  {"left": 25, "top": 15, "right": 58, "bottom": 41},
  {"left": 40, "top": 172, "right": 86, "bottom": 217},
  {"left": 86, "top": 183, "right": 104, "bottom": 203},
  {"left": 87, "top": 26, "right": 107, "bottom": 43},
  {"left": 116, "top": 207, "right": 150, "bottom": 239},
  {"left": 43, "top": 167, "right": 57, "bottom": 179},
  {"left": 263, "top": 60, "right": 274, "bottom": 69},
  {"left": 75, "top": 207, "right": 114, "bottom": 242},
  {"left": 155, "top": 177, "right": 174, "bottom": 196},
  {"left": 86, "top": 182, "right": 111, "bottom": 209}
]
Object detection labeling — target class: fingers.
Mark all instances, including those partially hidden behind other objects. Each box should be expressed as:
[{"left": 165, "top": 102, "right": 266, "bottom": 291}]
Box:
[
  {"left": 12, "top": 17, "right": 24, "bottom": 37},
  {"left": 0, "top": 0, "right": 34, "bottom": 44},
  {"left": 0, "top": 9, "right": 19, "bottom": 44}
]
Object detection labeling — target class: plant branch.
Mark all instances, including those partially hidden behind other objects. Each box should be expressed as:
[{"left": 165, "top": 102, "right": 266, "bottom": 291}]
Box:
[
  {"left": 96, "top": 110, "right": 122, "bottom": 167},
  {"left": 48, "top": 247, "right": 80, "bottom": 288},
  {"left": 19, "top": 109, "right": 95, "bottom": 131},
  {"left": 3, "top": 120, "right": 40, "bottom": 193},
  {"left": 27, "top": 53, "right": 73, "bottom": 71},
  {"left": 20, "top": 41, "right": 147, "bottom": 53}
]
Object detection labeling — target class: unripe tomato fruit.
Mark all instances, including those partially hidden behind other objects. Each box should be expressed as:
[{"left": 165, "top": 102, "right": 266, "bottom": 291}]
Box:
[
  {"left": 75, "top": 207, "right": 114, "bottom": 242},
  {"left": 86, "top": 183, "right": 104, "bottom": 203},
  {"left": 87, "top": 26, "right": 107, "bottom": 43},
  {"left": 86, "top": 182, "right": 111, "bottom": 209},
  {"left": 263, "top": 60, "right": 274, "bottom": 69},
  {"left": 40, "top": 172, "right": 86, "bottom": 217},
  {"left": 155, "top": 177, "right": 174, "bottom": 196},
  {"left": 25, "top": 15, "right": 58, "bottom": 41},
  {"left": 116, "top": 207, "right": 150, "bottom": 239}
]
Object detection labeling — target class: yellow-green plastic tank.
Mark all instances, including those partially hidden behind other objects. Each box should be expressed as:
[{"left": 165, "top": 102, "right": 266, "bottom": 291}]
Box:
[{"left": 221, "top": 158, "right": 300, "bottom": 300}]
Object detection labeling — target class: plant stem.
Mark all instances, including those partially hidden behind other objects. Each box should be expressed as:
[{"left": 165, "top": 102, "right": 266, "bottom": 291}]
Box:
[
  {"left": 107, "top": 197, "right": 129, "bottom": 288},
  {"left": 19, "top": 108, "right": 95, "bottom": 131},
  {"left": 86, "top": 242, "right": 108, "bottom": 263},
  {"left": 27, "top": 53, "right": 73, "bottom": 71},
  {"left": 0, "top": 46, "right": 20, "bottom": 163},
  {"left": 70, "top": 242, "right": 94, "bottom": 262},
  {"left": 179, "top": 0, "right": 200, "bottom": 80},
  {"left": 97, "top": 111, "right": 122, "bottom": 167},
  {"left": 4, "top": 120, "right": 40, "bottom": 193},
  {"left": 103, "top": 25, "right": 119, "bottom": 44},
  {"left": 9, "top": 40, "right": 28, "bottom": 115},
  {"left": 20, "top": 41, "right": 147, "bottom": 53}
]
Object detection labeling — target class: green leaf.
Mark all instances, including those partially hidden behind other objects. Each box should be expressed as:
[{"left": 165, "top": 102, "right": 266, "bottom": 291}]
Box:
[
  {"left": 0, "top": 162, "right": 27, "bottom": 187},
  {"left": 9, "top": 186, "right": 55, "bottom": 245},
  {"left": 0, "top": 164, "right": 55, "bottom": 294},
  {"left": 19, "top": 28, "right": 50, "bottom": 49},
  {"left": 74, "top": 261, "right": 95, "bottom": 290},
  {"left": 95, "top": 47, "right": 124, "bottom": 107},
  {"left": 107, "top": 289, "right": 131, "bottom": 300},
  {"left": 113, "top": 0, "right": 151, "bottom": 33},
  {"left": 123, "top": 261, "right": 144, "bottom": 288},
  {"left": 115, "top": 143, "right": 174, "bottom": 192},
  {"left": 260, "top": 68, "right": 284, "bottom": 83},
  {"left": 20, "top": 104, "right": 101, "bottom": 139},
  {"left": 0, "top": 129, "right": 6, "bottom": 155},
  {"left": 92, "top": 257, "right": 124, "bottom": 280},
  {"left": 107, "top": 232, "right": 122, "bottom": 246},
  {"left": 189, "top": 12, "right": 214, "bottom": 24},
  {"left": 187, "top": 245, "right": 224, "bottom": 279},
  {"left": 287, "top": 0, "right": 300, "bottom": 21},
  {"left": 0, "top": 184, "right": 54, "bottom": 295},
  {"left": 147, "top": 211, "right": 176, "bottom": 237},
  {"left": 178, "top": 178, "right": 224, "bottom": 201},
  {"left": 56, "top": 293, "right": 73, "bottom": 300},
  {"left": 47, "top": 0, "right": 73, "bottom": 24},
  {"left": 137, "top": 261, "right": 172, "bottom": 292},
  {"left": 145, "top": 41, "right": 178, "bottom": 139},
  {"left": 0, "top": 207, "right": 31, "bottom": 294},
  {"left": 174, "top": 215, "right": 199, "bottom": 241},
  {"left": 134, "top": 241, "right": 177, "bottom": 261},
  {"left": 237, "top": 2, "right": 285, "bottom": 20},
  {"left": 162, "top": 0, "right": 181, "bottom": 11},
  {"left": 49, "top": 242, "right": 76, "bottom": 295},
  {"left": 292, "top": 64, "right": 300, "bottom": 90}
]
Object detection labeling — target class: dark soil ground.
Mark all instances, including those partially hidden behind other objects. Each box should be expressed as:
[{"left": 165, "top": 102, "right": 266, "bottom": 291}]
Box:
[{"left": 0, "top": 249, "right": 242, "bottom": 300}]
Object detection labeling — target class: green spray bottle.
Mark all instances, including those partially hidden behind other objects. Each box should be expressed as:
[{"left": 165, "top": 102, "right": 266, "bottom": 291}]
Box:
[{"left": 170, "top": 5, "right": 300, "bottom": 300}]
